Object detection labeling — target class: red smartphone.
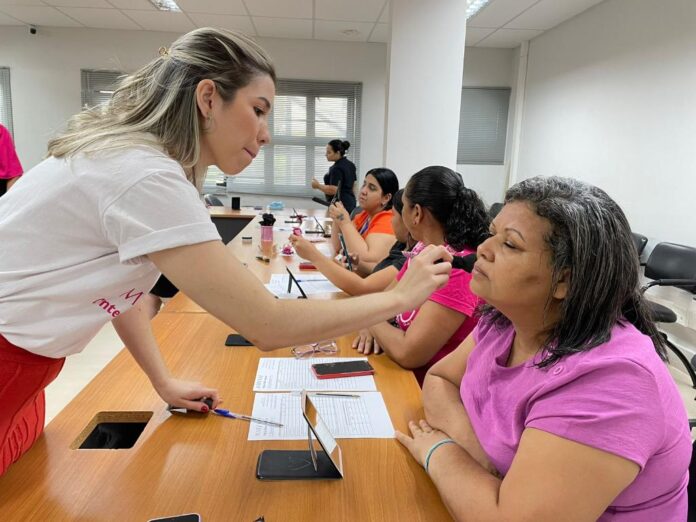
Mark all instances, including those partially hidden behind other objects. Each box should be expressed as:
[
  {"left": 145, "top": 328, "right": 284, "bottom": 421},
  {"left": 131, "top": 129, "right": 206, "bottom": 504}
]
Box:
[
  {"left": 311, "top": 360, "right": 374, "bottom": 379},
  {"left": 299, "top": 262, "right": 316, "bottom": 270}
]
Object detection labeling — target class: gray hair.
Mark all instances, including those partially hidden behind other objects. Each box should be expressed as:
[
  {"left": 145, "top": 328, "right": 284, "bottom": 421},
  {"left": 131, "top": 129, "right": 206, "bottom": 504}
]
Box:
[
  {"left": 47, "top": 27, "right": 276, "bottom": 187},
  {"left": 484, "top": 176, "right": 666, "bottom": 366}
]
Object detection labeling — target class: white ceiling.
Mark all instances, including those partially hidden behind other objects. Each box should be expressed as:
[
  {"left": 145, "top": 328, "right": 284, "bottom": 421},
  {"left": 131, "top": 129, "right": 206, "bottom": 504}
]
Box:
[
  {"left": 0, "top": 0, "right": 605, "bottom": 47},
  {"left": 467, "top": 0, "right": 605, "bottom": 47}
]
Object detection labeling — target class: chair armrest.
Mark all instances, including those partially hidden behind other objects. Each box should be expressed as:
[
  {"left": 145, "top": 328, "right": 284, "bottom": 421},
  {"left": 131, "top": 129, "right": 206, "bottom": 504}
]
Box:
[{"left": 640, "top": 279, "right": 696, "bottom": 293}]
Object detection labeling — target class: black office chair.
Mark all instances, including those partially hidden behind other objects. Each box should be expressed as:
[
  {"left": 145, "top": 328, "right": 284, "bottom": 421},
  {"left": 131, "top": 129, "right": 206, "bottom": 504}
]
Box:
[
  {"left": 632, "top": 232, "right": 648, "bottom": 260},
  {"left": 489, "top": 202, "right": 503, "bottom": 219},
  {"left": 641, "top": 242, "right": 696, "bottom": 388},
  {"left": 203, "top": 194, "right": 224, "bottom": 206}
]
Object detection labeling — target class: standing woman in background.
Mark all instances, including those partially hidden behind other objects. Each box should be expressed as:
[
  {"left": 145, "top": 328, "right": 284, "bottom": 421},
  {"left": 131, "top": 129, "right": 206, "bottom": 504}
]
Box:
[
  {"left": 0, "top": 28, "right": 452, "bottom": 476},
  {"left": 311, "top": 139, "right": 357, "bottom": 213},
  {"left": 0, "top": 124, "right": 23, "bottom": 197}
]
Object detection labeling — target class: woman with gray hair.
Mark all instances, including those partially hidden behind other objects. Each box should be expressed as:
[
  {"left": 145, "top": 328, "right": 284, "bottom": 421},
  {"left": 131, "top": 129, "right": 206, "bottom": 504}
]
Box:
[
  {"left": 0, "top": 28, "right": 451, "bottom": 476},
  {"left": 396, "top": 176, "right": 690, "bottom": 521}
]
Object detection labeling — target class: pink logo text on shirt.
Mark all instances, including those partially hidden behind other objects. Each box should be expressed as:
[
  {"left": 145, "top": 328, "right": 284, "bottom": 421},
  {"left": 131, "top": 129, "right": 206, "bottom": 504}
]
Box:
[
  {"left": 120, "top": 288, "right": 143, "bottom": 305},
  {"left": 92, "top": 288, "right": 144, "bottom": 318},
  {"left": 92, "top": 298, "right": 121, "bottom": 318}
]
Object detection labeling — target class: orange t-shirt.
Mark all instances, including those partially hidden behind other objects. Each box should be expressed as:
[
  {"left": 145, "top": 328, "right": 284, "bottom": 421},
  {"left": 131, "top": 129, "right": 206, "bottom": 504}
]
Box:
[{"left": 352, "top": 209, "right": 394, "bottom": 239}]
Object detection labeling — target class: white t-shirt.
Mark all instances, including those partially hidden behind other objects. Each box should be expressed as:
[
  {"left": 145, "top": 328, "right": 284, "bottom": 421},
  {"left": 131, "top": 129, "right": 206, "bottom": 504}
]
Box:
[{"left": 0, "top": 145, "right": 221, "bottom": 358}]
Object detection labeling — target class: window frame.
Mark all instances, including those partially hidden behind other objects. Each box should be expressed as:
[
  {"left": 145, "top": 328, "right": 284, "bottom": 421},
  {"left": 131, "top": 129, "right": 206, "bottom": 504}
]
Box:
[
  {"left": 457, "top": 86, "right": 511, "bottom": 166},
  {"left": 207, "top": 79, "right": 362, "bottom": 197},
  {"left": 0, "top": 67, "right": 15, "bottom": 137}
]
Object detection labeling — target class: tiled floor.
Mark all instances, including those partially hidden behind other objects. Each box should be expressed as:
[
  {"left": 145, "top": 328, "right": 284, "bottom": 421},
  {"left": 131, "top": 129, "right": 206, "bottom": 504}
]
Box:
[{"left": 44, "top": 323, "right": 124, "bottom": 424}]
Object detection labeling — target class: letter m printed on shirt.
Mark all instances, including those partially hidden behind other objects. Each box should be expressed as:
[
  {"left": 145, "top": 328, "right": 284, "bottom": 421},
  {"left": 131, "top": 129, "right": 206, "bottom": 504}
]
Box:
[{"left": 120, "top": 288, "right": 143, "bottom": 305}]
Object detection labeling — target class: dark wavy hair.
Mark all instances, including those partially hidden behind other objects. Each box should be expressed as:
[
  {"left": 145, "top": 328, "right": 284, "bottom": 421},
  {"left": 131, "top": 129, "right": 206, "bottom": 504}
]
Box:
[
  {"left": 328, "top": 139, "right": 350, "bottom": 157},
  {"left": 483, "top": 176, "right": 667, "bottom": 367},
  {"left": 392, "top": 189, "right": 405, "bottom": 215},
  {"left": 404, "top": 166, "right": 489, "bottom": 251},
  {"left": 365, "top": 168, "right": 399, "bottom": 211}
]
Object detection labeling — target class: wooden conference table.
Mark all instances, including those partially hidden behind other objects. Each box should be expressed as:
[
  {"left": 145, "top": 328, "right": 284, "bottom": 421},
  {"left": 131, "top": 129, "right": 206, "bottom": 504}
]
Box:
[{"left": 0, "top": 210, "right": 451, "bottom": 521}]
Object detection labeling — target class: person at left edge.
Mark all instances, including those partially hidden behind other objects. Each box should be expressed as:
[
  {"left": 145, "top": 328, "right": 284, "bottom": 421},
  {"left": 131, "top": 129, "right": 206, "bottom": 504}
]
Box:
[
  {"left": 0, "top": 123, "right": 23, "bottom": 197},
  {"left": 0, "top": 28, "right": 452, "bottom": 477}
]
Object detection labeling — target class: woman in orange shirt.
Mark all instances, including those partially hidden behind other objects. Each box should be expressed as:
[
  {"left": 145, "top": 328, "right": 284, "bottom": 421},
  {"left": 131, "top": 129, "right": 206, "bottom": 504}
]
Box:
[{"left": 329, "top": 167, "right": 399, "bottom": 269}]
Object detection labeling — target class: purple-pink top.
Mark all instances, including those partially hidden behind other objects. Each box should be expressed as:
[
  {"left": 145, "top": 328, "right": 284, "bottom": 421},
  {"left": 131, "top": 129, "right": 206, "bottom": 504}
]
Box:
[
  {"left": 0, "top": 124, "right": 22, "bottom": 180},
  {"left": 461, "top": 316, "right": 691, "bottom": 521},
  {"left": 395, "top": 241, "right": 480, "bottom": 385}
]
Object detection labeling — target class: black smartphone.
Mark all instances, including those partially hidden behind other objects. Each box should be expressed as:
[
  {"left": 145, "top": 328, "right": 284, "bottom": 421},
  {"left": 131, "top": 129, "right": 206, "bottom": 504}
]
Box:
[
  {"left": 148, "top": 515, "right": 201, "bottom": 522},
  {"left": 225, "top": 334, "right": 254, "bottom": 347},
  {"left": 338, "top": 234, "right": 352, "bottom": 271},
  {"left": 311, "top": 360, "right": 374, "bottom": 379},
  {"left": 330, "top": 180, "right": 342, "bottom": 205}
]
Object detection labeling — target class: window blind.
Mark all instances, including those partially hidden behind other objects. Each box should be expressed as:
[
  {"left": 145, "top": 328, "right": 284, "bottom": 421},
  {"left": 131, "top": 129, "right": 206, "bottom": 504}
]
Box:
[
  {"left": 208, "top": 79, "right": 362, "bottom": 196},
  {"left": 457, "top": 87, "right": 511, "bottom": 165},
  {"left": 81, "top": 69, "right": 122, "bottom": 108},
  {"left": 0, "top": 67, "right": 14, "bottom": 137}
]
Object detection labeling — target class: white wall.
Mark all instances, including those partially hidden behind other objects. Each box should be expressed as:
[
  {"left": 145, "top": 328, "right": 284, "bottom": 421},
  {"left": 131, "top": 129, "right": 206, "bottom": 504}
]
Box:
[
  {"left": 383, "top": 0, "right": 467, "bottom": 186},
  {"left": 516, "top": 0, "right": 696, "bottom": 357},
  {"left": 517, "top": 0, "right": 696, "bottom": 247},
  {"left": 0, "top": 25, "right": 519, "bottom": 206},
  {"left": 0, "top": 27, "right": 387, "bottom": 177},
  {"left": 458, "top": 46, "right": 516, "bottom": 207}
]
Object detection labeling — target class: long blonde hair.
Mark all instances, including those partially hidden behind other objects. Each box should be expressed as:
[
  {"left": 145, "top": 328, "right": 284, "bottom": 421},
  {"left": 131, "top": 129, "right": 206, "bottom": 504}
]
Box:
[{"left": 48, "top": 27, "right": 276, "bottom": 186}]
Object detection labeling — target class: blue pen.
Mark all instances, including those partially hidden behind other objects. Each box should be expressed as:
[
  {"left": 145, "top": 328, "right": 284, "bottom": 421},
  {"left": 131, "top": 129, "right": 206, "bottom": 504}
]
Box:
[{"left": 213, "top": 408, "right": 284, "bottom": 428}]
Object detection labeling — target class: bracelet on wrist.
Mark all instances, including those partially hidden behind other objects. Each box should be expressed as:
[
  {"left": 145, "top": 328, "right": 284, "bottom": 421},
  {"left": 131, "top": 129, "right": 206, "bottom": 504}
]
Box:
[{"left": 424, "top": 438, "right": 455, "bottom": 474}]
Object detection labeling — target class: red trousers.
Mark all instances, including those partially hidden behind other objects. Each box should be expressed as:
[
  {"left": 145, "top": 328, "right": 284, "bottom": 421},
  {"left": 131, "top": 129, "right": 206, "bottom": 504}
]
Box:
[{"left": 0, "top": 335, "right": 65, "bottom": 476}]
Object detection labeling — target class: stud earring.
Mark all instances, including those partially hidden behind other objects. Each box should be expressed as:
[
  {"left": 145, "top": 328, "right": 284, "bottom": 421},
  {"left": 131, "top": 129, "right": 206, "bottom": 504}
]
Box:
[{"left": 203, "top": 113, "right": 213, "bottom": 131}]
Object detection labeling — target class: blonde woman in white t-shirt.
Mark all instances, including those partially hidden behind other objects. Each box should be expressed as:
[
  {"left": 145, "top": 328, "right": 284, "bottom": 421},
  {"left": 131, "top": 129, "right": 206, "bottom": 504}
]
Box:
[{"left": 0, "top": 28, "right": 452, "bottom": 476}]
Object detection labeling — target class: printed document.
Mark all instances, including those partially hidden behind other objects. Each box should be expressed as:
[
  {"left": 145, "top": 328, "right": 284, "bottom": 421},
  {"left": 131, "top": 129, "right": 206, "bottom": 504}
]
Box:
[
  {"left": 248, "top": 391, "right": 394, "bottom": 440},
  {"left": 254, "top": 357, "right": 377, "bottom": 392}
]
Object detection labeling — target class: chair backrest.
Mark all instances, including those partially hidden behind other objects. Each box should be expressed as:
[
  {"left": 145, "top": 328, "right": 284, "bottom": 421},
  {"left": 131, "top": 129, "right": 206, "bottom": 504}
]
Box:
[
  {"left": 631, "top": 232, "right": 648, "bottom": 257},
  {"left": 489, "top": 202, "right": 503, "bottom": 219},
  {"left": 350, "top": 206, "right": 362, "bottom": 220},
  {"left": 203, "top": 194, "right": 224, "bottom": 206},
  {"left": 644, "top": 242, "right": 696, "bottom": 293}
]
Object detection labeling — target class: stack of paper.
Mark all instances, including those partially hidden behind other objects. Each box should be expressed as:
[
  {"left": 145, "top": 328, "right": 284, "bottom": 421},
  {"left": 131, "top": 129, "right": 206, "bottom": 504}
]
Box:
[
  {"left": 250, "top": 357, "right": 394, "bottom": 441},
  {"left": 254, "top": 357, "right": 376, "bottom": 392},
  {"left": 249, "top": 392, "right": 394, "bottom": 441}
]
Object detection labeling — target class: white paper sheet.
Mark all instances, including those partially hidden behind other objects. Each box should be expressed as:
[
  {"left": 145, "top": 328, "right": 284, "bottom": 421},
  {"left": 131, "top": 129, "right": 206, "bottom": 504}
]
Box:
[
  {"left": 264, "top": 273, "right": 342, "bottom": 298},
  {"left": 248, "top": 392, "right": 394, "bottom": 440},
  {"left": 254, "top": 357, "right": 377, "bottom": 392}
]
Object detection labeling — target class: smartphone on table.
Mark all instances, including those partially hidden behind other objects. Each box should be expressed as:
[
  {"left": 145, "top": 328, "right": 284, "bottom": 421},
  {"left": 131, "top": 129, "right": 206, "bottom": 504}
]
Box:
[
  {"left": 148, "top": 514, "right": 201, "bottom": 522},
  {"left": 225, "top": 334, "right": 254, "bottom": 346},
  {"left": 311, "top": 360, "right": 374, "bottom": 379}
]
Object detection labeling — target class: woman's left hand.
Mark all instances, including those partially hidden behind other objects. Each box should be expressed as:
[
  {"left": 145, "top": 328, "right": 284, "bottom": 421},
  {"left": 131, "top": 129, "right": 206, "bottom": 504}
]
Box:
[
  {"left": 395, "top": 419, "right": 452, "bottom": 468},
  {"left": 328, "top": 202, "right": 350, "bottom": 225},
  {"left": 155, "top": 377, "right": 221, "bottom": 412},
  {"left": 311, "top": 178, "right": 321, "bottom": 189}
]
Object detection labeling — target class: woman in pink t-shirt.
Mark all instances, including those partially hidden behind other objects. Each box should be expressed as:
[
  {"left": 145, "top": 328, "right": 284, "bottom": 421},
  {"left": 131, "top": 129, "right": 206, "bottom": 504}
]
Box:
[
  {"left": 395, "top": 176, "right": 691, "bottom": 521},
  {"left": 353, "top": 166, "right": 489, "bottom": 385},
  {"left": 0, "top": 124, "right": 23, "bottom": 197}
]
